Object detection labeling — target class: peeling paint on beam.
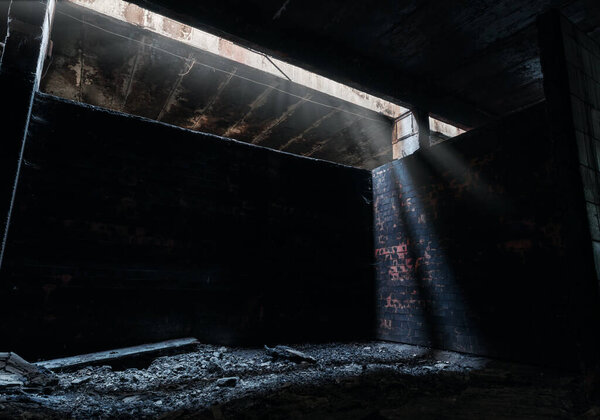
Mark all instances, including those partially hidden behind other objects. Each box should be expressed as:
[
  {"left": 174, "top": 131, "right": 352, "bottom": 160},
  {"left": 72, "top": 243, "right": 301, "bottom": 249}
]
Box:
[
  {"left": 222, "top": 84, "right": 277, "bottom": 138},
  {"left": 156, "top": 52, "right": 194, "bottom": 121},
  {"left": 66, "top": 0, "right": 407, "bottom": 119},
  {"left": 279, "top": 108, "right": 338, "bottom": 152},
  {"left": 121, "top": 35, "right": 146, "bottom": 110},
  {"left": 305, "top": 116, "right": 363, "bottom": 158},
  {"left": 189, "top": 68, "right": 237, "bottom": 131},
  {"left": 251, "top": 94, "right": 311, "bottom": 145}
]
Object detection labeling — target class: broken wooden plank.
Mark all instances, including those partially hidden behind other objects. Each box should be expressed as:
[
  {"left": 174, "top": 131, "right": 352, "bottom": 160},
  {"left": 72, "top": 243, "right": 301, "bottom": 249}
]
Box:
[
  {"left": 0, "top": 352, "right": 56, "bottom": 388},
  {"left": 36, "top": 337, "right": 199, "bottom": 372}
]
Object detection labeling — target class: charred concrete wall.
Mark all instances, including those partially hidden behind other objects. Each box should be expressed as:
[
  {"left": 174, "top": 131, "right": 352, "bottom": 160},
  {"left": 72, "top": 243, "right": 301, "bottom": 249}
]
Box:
[
  {"left": 539, "top": 11, "right": 600, "bottom": 288},
  {"left": 0, "top": 93, "right": 374, "bottom": 360},
  {"left": 0, "top": 2, "right": 8, "bottom": 45},
  {"left": 373, "top": 102, "right": 600, "bottom": 366}
]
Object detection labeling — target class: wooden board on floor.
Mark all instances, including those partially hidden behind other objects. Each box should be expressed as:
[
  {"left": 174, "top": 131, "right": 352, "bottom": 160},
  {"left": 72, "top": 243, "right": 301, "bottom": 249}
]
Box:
[{"left": 36, "top": 338, "right": 199, "bottom": 372}]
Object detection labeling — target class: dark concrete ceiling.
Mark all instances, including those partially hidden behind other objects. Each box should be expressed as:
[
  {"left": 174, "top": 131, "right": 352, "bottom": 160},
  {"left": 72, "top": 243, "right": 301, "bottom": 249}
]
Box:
[
  {"left": 127, "top": 0, "right": 600, "bottom": 127},
  {"left": 41, "top": 2, "right": 393, "bottom": 169}
]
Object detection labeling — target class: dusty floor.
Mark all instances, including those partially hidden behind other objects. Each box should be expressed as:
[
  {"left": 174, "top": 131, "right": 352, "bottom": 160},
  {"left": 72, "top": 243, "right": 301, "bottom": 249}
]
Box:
[{"left": 0, "top": 341, "right": 599, "bottom": 419}]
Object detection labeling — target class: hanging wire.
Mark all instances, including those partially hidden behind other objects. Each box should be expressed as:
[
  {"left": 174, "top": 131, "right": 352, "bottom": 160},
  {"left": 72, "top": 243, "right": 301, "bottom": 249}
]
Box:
[
  {"left": 41, "top": 55, "right": 54, "bottom": 80},
  {"left": 55, "top": 9, "right": 386, "bottom": 124},
  {"left": 178, "top": 58, "right": 196, "bottom": 76},
  {"left": 263, "top": 54, "right": 292, "bottom": 81}
]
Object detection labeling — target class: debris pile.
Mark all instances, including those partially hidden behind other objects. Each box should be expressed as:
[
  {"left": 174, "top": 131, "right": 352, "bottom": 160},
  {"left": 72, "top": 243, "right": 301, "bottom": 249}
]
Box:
[{"left": 0, "top": 342, "right": 595, "bottom": 418}]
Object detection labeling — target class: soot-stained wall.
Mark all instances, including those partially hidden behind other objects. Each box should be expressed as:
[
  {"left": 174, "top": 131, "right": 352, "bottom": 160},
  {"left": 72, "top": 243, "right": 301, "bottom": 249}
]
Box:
[
  {"left": 539, "top": 11, "right": 600, "bottom": 287},
  {"left": 373, "top": 102, "right": 600, "bottom": 366},
  {"left": 0, "top": 93, "right": 374, "bottom": 360}
]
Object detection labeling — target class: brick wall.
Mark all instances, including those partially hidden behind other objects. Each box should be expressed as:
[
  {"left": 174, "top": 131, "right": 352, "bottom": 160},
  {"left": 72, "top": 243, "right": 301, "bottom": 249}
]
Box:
[
  {"left": 0, "top": 93, "right": 374, "bottom": 360},
  {"left": 373, "top": 102, "right": 600, "bottom": 366}
]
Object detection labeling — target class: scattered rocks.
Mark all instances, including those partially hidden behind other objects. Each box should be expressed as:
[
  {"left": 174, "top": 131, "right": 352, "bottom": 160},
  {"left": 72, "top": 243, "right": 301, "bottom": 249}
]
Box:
[
  {"left": 71, "top": 376, "right": 91, "bottom": 385},
  {"left": 121, "top": 395, "right": 141, "bottom": 404},
  {"left": 216, "top": 377, "right": 239, "bottom": 387},
  {"left": 206, "top": 358, "right": 224, "bottom": 374},
  {"left": 264, "top": 345, "right": 317, "bottom": 364}
]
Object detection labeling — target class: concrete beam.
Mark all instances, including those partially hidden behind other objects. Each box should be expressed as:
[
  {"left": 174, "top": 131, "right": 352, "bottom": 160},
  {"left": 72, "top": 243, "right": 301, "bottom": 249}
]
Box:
[
  {"left": 190, "top": 68, "right": 237, "bottom": 131},
  {"left": 65, "top": 0, "right": 407, "bottom": 120},
  {"left": 222, "top": 85, "right": 276, "bottom": 138},
  {"left": 0, "top": 0, "right": 55, "bottom": 269},
  {"left": 279, "top": 109, "right": 338, "bottom": 152},
  {"left": 251, "top": 94, "right": 311, "bottom": 145},
  {"left": 156, "top": 53, "right": 195, "bottom": 121}
]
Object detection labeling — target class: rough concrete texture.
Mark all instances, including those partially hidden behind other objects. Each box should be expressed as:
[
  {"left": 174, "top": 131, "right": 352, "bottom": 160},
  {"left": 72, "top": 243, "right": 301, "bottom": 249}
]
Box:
[{"left": 0, "top": 342, "right": 598, "bottom": 419}]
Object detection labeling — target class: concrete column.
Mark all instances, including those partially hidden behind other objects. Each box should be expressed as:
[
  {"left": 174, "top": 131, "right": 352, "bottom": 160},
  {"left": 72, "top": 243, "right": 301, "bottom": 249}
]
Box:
[
  {"left": 537, "top": 9, "right": 600, "bottom": 378},
  {"left": 0, "top": 0, "right": 54, "bottom": 269},
  {"left": 392, "top": 109, "right": 431, "bottom": 159},
  {"left": 414, "top": 109, "right": 431, "bottom": 150}
]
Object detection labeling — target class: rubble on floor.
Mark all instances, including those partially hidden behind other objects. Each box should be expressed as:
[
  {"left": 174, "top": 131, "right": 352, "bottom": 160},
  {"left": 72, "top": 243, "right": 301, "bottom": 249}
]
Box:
[
  {"left": 264, "top": 345, "right": 316, "bottom": 364},
  {"left": 0, "top": 342, "right": 598, "bottom": 419}
]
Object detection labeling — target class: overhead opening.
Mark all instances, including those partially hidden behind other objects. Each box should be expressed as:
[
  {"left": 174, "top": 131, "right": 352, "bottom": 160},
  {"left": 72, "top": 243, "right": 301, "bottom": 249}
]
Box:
[
  {"left": 39, "top": 0, "right": 412, "bottom": 169},
  {"left": 392, "top": 112, "right": 469, "bottom": 159},
  {"left": 429, "top": 116, "right": 467, "bottom": 145},
  {"left": 64, "top": 0, "right": 407, "bottom": 120}
]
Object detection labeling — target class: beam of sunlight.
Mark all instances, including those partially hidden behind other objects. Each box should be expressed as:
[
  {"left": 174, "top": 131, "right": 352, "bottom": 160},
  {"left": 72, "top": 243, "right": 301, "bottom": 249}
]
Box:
[
  {"left": 420, "top": 139, "right": 508, "bottom": 214},
  {"left": 376, "top": 151, "right": 486, "bottom": 354}
]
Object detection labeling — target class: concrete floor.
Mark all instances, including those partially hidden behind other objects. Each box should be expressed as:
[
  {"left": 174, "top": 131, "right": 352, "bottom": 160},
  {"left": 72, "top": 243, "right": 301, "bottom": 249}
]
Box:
[{"left": 0, "top": 342, "right": 598, "bottom": 419}]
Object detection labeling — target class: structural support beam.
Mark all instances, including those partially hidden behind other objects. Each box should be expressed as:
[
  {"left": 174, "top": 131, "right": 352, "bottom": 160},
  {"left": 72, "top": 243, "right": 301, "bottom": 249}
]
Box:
[
  {"left": 190, "top": 69, "right": 237, "bottom": 131},
  {"left": 156, "top": 53, "right": 195, "bottom": 121},
  {"left": 0, "top": 0, "right": 55, "bottom": 269},
  {"left": 251, "top": 94, "right": 311, "bottom": 145},
  {"left": 279, "top": 108, "right": 338, "bottom": 152},
  {"left": 121, "top": 0, "right": 490, "bottom": 127},
  {"left": 66, "top": 0, "right": 407, "bottom": 120},
  {"left": 222, "top": 85, "right": 276, "bottom": 138}
]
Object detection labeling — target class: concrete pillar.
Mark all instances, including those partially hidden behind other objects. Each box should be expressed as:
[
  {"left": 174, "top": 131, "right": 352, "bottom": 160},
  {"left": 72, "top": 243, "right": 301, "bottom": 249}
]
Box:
[
  {"left": 414, "top": 109, "right": 431, "bottom": 150},
  {"left": 0, "top": 0, "right": 54, "bottom": 269},
  {"left": 537, "top": 9, "right": 600, "bottom": 379},
  {"left": 392, "top": 109, "right": 431, "bottom": 159}
]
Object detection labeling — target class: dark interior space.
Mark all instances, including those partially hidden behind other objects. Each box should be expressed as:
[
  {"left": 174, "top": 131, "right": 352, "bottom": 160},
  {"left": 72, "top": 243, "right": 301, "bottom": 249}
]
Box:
[
  {"left": 2, "top": 0, "right": 600, "bottom": 418},
  {"left": 374, "top": 101, "right": 599, "bottom": 368},
  {"left": 2, "top": 93, "right": 374, "bottom": 360}
]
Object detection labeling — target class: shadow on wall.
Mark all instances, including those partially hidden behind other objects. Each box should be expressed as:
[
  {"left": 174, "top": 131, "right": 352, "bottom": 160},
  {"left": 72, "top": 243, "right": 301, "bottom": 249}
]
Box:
[
  {"left": 0, "top": 94, "right": 376, "bottom": 360},
  {"left": 374, "top": 101, "right": 600, "bottom": 368}
]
